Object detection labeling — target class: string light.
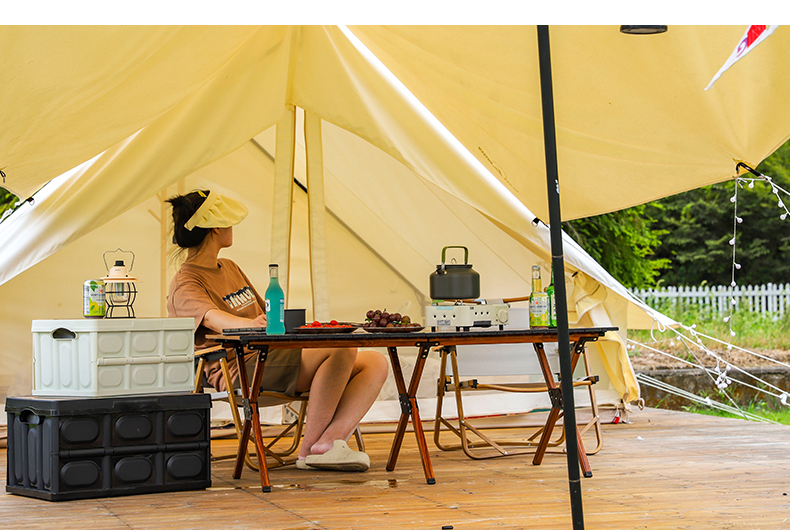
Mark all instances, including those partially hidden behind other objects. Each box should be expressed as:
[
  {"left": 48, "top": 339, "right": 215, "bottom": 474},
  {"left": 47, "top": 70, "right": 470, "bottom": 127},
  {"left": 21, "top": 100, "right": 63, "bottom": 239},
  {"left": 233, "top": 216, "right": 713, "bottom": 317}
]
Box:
[
  {"left": 724, "top": 172, "right": 740, "bottom": 350},
  {"left": 715, "top": 364, "right": 732, "bottom": 390},
  {"left": 724, "top": 163, "right": 790, "bottom": 355},
  {"left": 634, "top": 169, "right": 790, "bottom": 412}
]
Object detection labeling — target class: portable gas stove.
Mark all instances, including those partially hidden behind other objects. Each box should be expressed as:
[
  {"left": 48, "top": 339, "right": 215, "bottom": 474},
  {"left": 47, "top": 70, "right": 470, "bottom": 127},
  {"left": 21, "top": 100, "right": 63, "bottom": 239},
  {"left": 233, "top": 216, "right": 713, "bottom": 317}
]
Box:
[{"left": 425, "top": 301, "right": 510, "bottom": 331}]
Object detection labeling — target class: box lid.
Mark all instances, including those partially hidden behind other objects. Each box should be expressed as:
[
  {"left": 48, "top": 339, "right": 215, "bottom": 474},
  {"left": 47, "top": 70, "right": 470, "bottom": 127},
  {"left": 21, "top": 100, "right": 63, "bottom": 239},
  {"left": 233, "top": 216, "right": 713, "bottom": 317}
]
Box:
[
  {"left": 31, "top": 317, "right": 195, "bottom": 333},
  {"left": 5, "top": 393, "right": 211, "bottom": 416}
]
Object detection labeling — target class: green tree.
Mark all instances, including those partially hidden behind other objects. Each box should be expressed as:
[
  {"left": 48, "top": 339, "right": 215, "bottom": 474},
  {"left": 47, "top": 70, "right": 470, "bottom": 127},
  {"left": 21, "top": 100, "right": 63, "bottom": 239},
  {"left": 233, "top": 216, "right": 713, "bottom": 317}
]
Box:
[
  {"left": 563, "top": 204, "right": 670, "bottom": 289},
  {"left": 563, "top": 139, "right": 790, "bottom": 289},
  {"left": 645, "top": 140, "right": 790, "bottom": 286},
  {"left": 0, "top": 187, "right": 19, "bottom": 222}
]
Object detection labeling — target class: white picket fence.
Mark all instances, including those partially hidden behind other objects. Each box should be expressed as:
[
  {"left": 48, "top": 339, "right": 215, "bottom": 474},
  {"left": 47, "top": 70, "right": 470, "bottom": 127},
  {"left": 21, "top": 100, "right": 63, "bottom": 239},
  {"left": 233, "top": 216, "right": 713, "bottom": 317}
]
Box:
[{"left": 633, "top": 283, "right": 790, "bottom": 316}]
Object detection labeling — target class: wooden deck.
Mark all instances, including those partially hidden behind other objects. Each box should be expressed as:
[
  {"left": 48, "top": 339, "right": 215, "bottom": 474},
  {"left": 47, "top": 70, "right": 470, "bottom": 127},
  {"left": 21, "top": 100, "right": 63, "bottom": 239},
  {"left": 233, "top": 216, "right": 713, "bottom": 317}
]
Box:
[{"left": 2, "top": 407, "right": 789, "bottom": 529}]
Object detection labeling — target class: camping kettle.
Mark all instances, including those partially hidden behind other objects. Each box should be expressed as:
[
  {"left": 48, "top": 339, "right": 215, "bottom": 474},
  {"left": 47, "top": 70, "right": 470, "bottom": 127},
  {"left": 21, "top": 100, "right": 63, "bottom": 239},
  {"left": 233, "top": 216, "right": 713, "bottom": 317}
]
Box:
[{"left": 430, "top": 246, "right": 480, "bottom": 300}]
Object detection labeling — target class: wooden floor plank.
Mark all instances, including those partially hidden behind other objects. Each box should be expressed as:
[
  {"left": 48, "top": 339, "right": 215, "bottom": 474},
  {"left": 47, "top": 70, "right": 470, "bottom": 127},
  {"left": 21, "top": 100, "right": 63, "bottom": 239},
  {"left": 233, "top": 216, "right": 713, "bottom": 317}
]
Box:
[{"left": 2, "top": 407, "right": 790, "bottom": 529}]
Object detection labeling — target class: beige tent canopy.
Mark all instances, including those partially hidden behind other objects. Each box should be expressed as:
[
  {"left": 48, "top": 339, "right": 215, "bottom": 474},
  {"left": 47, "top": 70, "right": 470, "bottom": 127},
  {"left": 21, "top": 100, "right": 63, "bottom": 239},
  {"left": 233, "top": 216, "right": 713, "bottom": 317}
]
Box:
[
  {"left": 5, "top": 26, "right": 790, "bottom": 218},
  {"left": 1, "top": 26, "right": 788, "bottom": 418}
]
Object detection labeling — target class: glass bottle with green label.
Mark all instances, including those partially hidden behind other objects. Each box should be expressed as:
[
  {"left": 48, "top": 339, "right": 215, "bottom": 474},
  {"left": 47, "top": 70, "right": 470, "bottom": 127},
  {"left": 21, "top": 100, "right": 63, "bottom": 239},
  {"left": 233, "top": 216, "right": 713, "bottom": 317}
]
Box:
[{"left": 529, "top": 265, "right": 549, "bottom": 328}]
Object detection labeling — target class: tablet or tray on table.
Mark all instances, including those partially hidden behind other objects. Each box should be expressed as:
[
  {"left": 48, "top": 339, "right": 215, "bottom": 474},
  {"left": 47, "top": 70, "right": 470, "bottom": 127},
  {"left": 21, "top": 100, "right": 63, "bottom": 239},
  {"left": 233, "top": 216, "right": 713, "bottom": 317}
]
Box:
[
  {"left": 294, "top": 323, "right": 360, "bottom": 334},
  {"left": 362, "top": 326, "right": 424, "bottom": 333}
]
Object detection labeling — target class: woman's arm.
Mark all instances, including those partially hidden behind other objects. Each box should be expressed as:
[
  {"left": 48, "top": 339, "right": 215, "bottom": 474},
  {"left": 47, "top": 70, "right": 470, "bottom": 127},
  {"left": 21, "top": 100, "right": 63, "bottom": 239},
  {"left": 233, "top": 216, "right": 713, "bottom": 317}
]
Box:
[{"left": 202, "top": 308, "right": 267, "bottom": 333}]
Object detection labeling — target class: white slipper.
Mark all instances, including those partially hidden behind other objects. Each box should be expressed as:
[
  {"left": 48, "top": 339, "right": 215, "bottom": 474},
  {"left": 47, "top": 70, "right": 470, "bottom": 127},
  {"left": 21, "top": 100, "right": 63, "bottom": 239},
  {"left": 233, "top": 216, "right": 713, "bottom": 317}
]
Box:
[
  {"left": 295, "top": 458, "right": 315, "bottom": 470},
  {"left": 304, "top": 440, "right": 370, "bottom": 472}
]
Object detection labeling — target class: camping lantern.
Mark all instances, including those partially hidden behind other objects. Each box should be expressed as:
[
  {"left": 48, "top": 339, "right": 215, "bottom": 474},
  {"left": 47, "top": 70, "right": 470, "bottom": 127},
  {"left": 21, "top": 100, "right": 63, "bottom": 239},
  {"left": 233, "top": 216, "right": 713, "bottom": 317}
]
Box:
[{"left": 101, "top": 249, "right": 140, "bottom": 318}]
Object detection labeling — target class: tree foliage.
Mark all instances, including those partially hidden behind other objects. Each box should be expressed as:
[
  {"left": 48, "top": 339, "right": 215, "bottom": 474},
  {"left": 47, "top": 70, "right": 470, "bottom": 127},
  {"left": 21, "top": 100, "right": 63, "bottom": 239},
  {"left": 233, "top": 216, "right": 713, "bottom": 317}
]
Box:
[
  {"left": 0, "top": 187, "right": 19, "bottom": 222},
  {"left": 645, "top": 140, "right": 790, "bottom": 286},
  {"left": 563, "top": 204, "right": 670, "bottom": 289},
  {"left": 563, "top": 139, "right": 790, "bottom": 289}
]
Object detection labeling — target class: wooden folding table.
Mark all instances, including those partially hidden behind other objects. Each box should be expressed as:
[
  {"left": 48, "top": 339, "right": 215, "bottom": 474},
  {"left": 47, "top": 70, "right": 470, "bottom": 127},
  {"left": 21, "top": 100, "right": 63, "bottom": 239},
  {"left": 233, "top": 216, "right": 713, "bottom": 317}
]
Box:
[{"left": 209, "top": 326, "right": 615, "bottom": 492}]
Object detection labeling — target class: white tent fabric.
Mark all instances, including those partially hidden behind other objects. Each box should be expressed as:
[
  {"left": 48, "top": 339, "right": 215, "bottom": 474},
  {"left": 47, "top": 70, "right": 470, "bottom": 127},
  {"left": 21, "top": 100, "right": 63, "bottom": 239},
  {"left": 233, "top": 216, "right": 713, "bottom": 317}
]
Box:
[
  {"left": 3, "top": 25, "right": 788, "bottom": 421},
  {"left": 0, "top": 111, "right": 645, "bottom": 412}
]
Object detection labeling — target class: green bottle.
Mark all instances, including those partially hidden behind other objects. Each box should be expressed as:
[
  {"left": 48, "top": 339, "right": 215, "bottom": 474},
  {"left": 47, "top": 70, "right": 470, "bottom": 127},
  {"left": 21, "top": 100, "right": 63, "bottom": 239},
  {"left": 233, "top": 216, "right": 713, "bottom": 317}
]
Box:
[
  {"left": 547, "top": 266, "right": 557, "bottom": 328},
  {"left": 265, "top": 264, "right": 285, "bottom": 335}
]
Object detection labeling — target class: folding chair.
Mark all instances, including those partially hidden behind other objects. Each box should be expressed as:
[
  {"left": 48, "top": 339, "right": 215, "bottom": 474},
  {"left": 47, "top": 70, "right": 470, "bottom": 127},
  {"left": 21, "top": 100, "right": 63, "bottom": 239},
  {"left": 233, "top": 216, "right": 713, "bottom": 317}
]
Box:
[
  {"left": 193, "top": 345, "right": 363, "bottom": 471},
  {"left": 433, "top": 309, "right": 603, "bottom": 462}
]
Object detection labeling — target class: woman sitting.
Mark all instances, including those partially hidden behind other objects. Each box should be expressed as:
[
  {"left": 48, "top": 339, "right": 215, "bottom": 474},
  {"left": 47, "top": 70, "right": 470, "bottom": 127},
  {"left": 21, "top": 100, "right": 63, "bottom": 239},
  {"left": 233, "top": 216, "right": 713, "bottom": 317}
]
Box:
[{"left": 166, "top": 189, "right": 388, "bottom": 471}]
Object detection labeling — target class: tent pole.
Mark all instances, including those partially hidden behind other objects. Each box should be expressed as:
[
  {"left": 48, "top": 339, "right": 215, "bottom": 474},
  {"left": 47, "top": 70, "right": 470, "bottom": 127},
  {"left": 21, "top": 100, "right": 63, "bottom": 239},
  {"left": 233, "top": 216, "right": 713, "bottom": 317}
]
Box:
[
  {"left": 272, "top": 105, "right": 297, "bottom": 301},
  {"left": 537, "top": 25, "right": 585, "bottom": 529}
]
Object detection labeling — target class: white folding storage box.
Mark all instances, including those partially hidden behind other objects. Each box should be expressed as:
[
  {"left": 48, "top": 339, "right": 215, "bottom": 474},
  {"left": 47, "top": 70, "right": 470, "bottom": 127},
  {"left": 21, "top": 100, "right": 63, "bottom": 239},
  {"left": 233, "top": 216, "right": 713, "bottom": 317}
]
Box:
[{"left": 32, "top": 318, "right": 196, "bottom": 397}]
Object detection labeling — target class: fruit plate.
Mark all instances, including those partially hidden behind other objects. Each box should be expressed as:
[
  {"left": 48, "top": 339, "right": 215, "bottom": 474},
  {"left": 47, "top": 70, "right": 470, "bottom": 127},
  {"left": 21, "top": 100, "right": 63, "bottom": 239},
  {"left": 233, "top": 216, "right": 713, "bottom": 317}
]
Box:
[
  {"left": 362, "top": 326, "right": 424, "bottom": 333},
  {"left": 293, "top": 323, "right": 360, "bottom": 334}
]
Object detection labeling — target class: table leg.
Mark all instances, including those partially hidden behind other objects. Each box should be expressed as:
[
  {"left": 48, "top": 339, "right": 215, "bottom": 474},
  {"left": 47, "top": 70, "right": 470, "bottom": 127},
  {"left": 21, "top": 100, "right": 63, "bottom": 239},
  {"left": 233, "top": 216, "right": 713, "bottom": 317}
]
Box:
[
  {"left": 233, "top": 345, "right": 251, "bottom": 479},
  {"left": 569, "top": 341, "right": 593, "bottom": 478},
  {"left": 575, "top": 423, "right": 592, "bottom": 479},
  {"left": 386, "top": 344, "right": 436, "bottom": 484},
  {"left": 532, "top": 342, "right": 592, "bottom": 477},
  {"left": 233, "top": 416, "right": 252, "bottom": 477},
  {"left": 232, "top": 346, "right": 272, "bottom": 492}
]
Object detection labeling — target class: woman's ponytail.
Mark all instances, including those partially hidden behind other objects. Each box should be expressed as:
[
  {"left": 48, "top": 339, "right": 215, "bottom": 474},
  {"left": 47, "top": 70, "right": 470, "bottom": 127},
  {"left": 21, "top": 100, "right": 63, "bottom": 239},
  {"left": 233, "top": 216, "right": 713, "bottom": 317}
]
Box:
[{"left": 167, "top": 190, "right": 211, "bottom": 249}]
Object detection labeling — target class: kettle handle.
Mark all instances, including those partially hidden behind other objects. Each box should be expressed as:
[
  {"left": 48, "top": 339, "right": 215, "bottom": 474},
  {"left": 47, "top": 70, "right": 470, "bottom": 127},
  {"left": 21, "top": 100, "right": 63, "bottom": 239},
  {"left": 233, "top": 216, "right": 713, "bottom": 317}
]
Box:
[{"left": 441, "top": 246, "right": 469, "bottom": 265}]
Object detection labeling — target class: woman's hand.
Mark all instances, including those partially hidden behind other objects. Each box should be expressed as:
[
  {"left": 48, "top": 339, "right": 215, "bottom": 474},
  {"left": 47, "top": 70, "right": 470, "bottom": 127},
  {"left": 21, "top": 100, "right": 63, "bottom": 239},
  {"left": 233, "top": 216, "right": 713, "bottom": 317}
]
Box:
[
  {"left": 203, "top": 308, "right": 267, "bottom": 333},
  {"left": 251, "top": 313, "right": 267, "bottom": 327}
]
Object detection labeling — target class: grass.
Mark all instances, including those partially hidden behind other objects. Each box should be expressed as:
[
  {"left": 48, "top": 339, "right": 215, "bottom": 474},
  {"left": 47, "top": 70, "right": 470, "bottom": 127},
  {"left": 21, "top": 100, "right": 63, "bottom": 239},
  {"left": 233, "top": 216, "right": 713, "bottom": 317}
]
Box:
[
  {"left": 628, "top": 303, "right": 790, "bottom": 352},
  {"left": 628, "top": 304, "right": 790, "bottom": 424},
  {"left": 682, "top": 401, "right": 790, "bottom": 425}
]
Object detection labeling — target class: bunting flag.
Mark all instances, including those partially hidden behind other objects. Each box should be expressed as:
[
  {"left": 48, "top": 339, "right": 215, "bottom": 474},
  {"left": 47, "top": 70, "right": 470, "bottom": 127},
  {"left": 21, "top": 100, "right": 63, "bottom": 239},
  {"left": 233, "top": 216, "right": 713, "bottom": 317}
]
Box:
[{"left": 705, "top": 25, "right": 779, "bottom": 90}]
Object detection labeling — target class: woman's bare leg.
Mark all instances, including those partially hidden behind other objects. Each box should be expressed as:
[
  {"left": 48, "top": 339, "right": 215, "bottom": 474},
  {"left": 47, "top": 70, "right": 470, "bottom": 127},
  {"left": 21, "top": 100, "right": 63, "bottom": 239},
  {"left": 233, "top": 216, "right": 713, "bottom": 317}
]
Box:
[{"left": 296, "top": 348, "right": 389, "bottom": 459}]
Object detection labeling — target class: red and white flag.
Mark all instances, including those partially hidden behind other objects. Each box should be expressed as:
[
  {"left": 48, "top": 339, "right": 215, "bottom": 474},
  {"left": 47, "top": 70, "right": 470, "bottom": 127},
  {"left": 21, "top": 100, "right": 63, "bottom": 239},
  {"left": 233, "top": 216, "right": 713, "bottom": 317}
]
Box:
[{"left": 705, "top": 25, "right": 779, "bottom": 90}]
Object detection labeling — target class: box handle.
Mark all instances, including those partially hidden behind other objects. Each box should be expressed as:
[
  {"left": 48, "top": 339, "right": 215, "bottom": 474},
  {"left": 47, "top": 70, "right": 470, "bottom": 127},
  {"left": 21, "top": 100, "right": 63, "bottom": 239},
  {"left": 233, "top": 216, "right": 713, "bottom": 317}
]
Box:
[
  {"left": 52, "top": 327, "right": 77, "bottom": 340},
  {"left": 19, "top": 409, "right": 42, "bottom": 425},
  {"left": 97, "top": 356, "right": 163, "bottom": 366}
]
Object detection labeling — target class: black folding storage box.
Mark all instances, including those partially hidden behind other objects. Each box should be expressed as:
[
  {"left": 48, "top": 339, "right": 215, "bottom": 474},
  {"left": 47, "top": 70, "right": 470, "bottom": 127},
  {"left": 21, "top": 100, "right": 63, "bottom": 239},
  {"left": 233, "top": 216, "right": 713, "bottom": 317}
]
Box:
[{"left": 5, "top": 393, "right": 212, "bottom": 501}]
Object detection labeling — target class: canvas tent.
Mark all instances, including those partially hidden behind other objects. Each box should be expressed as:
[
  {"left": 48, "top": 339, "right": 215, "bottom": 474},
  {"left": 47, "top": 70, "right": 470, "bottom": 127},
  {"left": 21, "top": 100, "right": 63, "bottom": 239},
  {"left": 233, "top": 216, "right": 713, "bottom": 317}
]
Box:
[{"left": 1, "top": 25, "right": 788, "bottom": 422}]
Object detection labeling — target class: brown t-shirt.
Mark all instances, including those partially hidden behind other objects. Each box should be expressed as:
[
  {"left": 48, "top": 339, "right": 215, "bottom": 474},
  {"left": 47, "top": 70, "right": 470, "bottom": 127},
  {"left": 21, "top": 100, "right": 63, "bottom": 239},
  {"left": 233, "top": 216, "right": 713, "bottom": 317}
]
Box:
[{"left": 167, "top": 258, "right": 264, "bottom": 390}]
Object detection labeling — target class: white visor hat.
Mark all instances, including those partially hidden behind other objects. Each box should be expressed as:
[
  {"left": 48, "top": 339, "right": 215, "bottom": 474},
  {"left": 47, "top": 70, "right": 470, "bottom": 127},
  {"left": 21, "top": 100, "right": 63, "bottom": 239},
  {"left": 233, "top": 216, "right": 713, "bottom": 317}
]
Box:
[{"left": 185, "top": 191, "right": 248, "bottom": 230}]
